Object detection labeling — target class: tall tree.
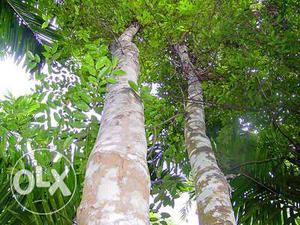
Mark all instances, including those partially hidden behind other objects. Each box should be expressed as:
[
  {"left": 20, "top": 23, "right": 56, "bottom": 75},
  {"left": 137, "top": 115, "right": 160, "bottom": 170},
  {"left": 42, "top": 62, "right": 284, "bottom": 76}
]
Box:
[
  {"left": 77, "top": 23, "right": 150, "bottom": 225},
  {"left": 1, "top": 0, "right": 299, "bottom": 224},
  {"left": 174, "top": 43, "right": 235, "bottom": 224}
]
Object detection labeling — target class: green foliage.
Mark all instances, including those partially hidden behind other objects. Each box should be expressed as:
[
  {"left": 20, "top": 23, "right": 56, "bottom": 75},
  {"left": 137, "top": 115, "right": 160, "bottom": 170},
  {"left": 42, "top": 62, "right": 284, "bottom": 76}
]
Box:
[
  {"left": 0, "top": 95, "right": 84, "bottom": 224},
  {"left": 0, "top": 0, "right": 58, "bottom": 62},
  {"left": 150, "top": 211, "right": 174, "bottom": 225},
  {"left": 1, "top": 0, "right": 299, "bottom": 224},
  {"left": 213, "top": 119, "right": 300, "bottom": 224}
]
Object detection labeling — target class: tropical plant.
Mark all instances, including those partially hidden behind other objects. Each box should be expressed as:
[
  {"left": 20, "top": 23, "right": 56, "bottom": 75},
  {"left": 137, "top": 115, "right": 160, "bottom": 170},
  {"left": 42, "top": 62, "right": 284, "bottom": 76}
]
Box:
[
  {"left": 0, "top": 0, "right": 58, "bottom": 62},
  {"left": 0, "top": 0, "right": 299, "bottom": 224}
]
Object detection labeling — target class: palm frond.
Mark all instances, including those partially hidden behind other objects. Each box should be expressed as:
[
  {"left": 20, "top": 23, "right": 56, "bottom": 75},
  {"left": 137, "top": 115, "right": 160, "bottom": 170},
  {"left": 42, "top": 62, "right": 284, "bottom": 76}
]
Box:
[
  {"left": 0, "top": 0, "right": 59, "bottom": 62},
  {"left": 215, "top": 120, "right": 300, "bottom": 225}
]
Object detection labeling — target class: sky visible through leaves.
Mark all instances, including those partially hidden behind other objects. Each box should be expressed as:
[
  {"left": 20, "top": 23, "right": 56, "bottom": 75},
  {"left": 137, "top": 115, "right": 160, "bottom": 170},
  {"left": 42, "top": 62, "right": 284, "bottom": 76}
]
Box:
[{"left": 0, "top": 57, "right": 198, "bottom": 225}]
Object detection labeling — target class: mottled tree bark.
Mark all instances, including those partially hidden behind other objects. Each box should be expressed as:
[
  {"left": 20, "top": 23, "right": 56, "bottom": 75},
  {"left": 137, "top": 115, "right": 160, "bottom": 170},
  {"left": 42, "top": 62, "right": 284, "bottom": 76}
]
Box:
[
  {"left": 175, "top": 44, "right": 235, "bottom": 225},
  {"left": 77, "top": 23, "right": 150, "bottom": 225}
]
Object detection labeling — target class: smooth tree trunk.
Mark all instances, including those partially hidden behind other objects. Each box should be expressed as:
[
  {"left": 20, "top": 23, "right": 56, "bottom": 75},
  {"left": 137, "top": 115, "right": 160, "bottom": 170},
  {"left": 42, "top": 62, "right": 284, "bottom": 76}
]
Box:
[
  {"left": 175, "top": 44, "right": 235, "bottom": 225},
  {"left": 77, "top": 23, "right": 150, "bottom": 225}
]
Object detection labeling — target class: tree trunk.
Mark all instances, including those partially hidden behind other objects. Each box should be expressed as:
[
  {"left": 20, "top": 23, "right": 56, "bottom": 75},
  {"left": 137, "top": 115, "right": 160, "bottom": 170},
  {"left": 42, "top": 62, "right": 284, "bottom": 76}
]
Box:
[
  {"left": 175, "top": 43, "right": 235, "bottom": 225},
  {"left": 77, "top": 23, "right": 150, "bottom": 225}
]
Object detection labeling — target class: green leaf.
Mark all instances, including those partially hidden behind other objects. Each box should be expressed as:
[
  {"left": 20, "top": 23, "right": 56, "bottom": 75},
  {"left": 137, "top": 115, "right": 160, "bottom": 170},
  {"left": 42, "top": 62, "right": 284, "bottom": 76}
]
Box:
[
  {"left": 88, "top": 67, "right": 97, "bottom": 76},
  {"left": 73, "top": 112, "right": 86, "bottom": 120},
  {"left": 53, "top": 112, "right": 60, "bottom": 122},
  {"left": 85, "top": 54, "right": 94, "bottom": 66},
  {"left": 160, "top": 212, "right": 170, "bottom": 219},
  {"left": 52, "top": 52, "right": 61, "bottom": 60},
  {"left": 112, "top": 69, "right": 126, "bottom": 76},
  {"left": 128, "top": 80, "right": 139, "bottom": 92},
  {"left": 107, "top": 77, "right": 117, "bottom": 84},
  {"left": 112, "top": 56, "right": 118, "bottom": 68},
  {"left": 96, "top": 56, "right": 111, "bottom": 70},
  {"left": 28, "top": 62, "right": 37, "bottom": 70},
  {"left": 70, "top": 121, "right": 86, "bottom": 128},
  {"left": 99, "top": 66, "right": 111, "bottom": 78},
  {"left": 27, "top": 51, "right": 35, "bottom": 60},
  {"left": 96, "top": 57, "right": 106, "bottom": 69},
  {"left": 35, "top": 115, "right": 46, "bottom": 123},
  {"left": 75, "top": 102, "right": 90, "bottom": 111},
  {"left": 80, "top": 92, "right": 92, "bottom": 104},
  {"left": 63, "top": 137, "right": 73, "bottom": 149},
  {"left": 41, "top": 21, "right": 49, "bottom": 29},
  {"left": 34, "top": 54, "right": 41, "bottom": 63},
  {"left": 88, "top": 76, "right": 98, "bottom": 84}
]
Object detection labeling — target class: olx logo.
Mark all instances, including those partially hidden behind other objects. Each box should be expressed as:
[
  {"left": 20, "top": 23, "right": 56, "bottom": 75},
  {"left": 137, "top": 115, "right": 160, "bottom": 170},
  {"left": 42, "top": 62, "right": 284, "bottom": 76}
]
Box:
[
  {"left": 13, "top": 166, "right": 71, "bottom": 196},
  {"left": 10, "top": 149, "right": 77, "bottom": 215}
]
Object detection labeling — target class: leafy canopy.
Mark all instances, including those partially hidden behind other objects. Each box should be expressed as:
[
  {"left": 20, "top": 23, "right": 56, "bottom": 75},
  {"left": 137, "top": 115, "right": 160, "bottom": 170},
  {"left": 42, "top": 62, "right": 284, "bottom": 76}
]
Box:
[{"left": 0, "top": 0, "right": 299, "bottom": 224}]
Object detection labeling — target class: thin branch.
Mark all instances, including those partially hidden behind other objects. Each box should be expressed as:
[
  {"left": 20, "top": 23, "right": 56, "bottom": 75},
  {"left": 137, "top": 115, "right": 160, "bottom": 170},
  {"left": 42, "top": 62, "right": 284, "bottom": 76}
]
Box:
[
  {"left": 230, "top": 157, "right": 283, "bottom": 171},
  {"left": 146, "top": 113, "right": 183, "bottom": 129},
  {"left": 272, "top": 121, "right": 300, "bottom": 153},
  {"left": 241, "top": 172, "right": 279, "bottom": 195}
]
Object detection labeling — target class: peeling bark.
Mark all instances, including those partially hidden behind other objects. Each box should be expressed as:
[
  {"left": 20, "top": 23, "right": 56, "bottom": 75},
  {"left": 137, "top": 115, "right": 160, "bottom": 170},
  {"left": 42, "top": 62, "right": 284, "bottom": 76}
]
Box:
[
  {"left": 175, "top": 44, "right": 235, "bottom": 225},
  {"left": 77, "top": 23, "right": 150, "bottom": 225}
]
